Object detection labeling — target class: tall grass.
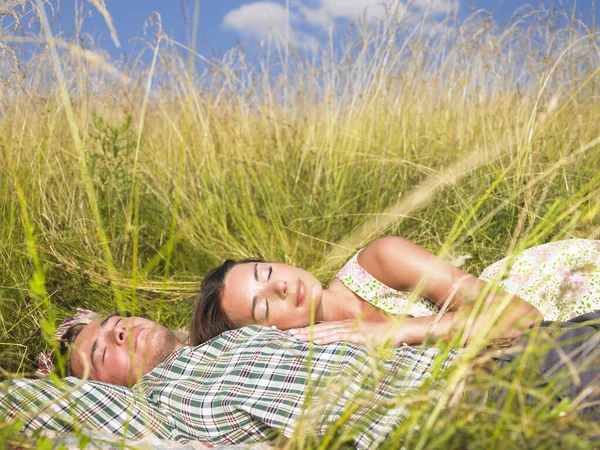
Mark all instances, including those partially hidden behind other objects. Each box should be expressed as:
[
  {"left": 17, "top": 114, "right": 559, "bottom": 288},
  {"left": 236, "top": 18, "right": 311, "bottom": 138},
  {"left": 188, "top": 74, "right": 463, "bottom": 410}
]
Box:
[{"left": 0, "top": 0, "right": 599, "bottom": 447}]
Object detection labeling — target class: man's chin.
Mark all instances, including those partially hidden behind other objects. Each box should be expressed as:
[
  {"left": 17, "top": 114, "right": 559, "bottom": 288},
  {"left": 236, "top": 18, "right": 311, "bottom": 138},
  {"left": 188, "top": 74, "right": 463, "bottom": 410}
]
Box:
[{"left": 130, "top": 329, "right": 180, "bottom": 384}]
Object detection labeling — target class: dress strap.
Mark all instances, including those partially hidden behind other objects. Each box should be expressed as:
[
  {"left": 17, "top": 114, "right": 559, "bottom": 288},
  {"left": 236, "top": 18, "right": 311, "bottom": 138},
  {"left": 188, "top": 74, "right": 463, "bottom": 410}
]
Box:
[{"left": 335, "top": 250, "right": 439, "bottom": 317}]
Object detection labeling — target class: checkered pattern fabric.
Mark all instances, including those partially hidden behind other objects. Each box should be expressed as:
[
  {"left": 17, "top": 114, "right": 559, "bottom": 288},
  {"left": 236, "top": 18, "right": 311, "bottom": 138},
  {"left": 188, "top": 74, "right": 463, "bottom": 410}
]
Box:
[{"left": 1, "top": 326, "right": 458, "bottom": 449}]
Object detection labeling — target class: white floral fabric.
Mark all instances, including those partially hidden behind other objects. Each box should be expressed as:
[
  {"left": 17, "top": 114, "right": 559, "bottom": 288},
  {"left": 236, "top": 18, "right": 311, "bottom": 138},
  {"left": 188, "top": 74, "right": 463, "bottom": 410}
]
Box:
[
  {"left": 479, "top": 239, "right": 600, "bottom": 320},
  {"left": 335, "top": 239, "right": 600, "bottom": 320},
  {"left": 334, "top": 252, "right": 438, "bottom": 317}
]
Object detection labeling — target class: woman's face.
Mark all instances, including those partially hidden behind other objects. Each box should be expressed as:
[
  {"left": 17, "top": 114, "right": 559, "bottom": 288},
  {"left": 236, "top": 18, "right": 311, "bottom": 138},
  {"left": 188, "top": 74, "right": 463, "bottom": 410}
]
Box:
[{"left": 221, "top": 262, "right": 324, "bottom": 330}]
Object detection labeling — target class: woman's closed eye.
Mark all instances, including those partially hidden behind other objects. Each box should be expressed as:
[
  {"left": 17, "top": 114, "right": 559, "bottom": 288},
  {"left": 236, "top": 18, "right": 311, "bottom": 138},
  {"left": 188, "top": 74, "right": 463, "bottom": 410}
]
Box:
[
  {"left": 264, "top": 265, "right": 272, "bottom": 282},
  {"left": 259, "top": 298, "right": 269, "bottom": 322},
  {"left": 251, "top": 296, "right": 269, "bottom": 322},
  {"left": 250, "top": 265, "right": 272, "bottom": 323}
]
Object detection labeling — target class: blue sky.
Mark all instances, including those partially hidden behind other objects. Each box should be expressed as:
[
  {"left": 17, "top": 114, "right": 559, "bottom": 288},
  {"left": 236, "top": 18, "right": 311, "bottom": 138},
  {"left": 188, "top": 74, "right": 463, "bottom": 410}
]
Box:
[{"left": 8, "top": 0, "right": 600, "bottom": 61}]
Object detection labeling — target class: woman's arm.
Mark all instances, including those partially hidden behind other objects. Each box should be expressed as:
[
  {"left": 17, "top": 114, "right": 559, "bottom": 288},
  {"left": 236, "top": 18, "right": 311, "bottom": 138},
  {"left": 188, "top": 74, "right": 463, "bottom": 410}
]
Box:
[{"left": 291, "top": 236, "right": 542, "bottom": 346}]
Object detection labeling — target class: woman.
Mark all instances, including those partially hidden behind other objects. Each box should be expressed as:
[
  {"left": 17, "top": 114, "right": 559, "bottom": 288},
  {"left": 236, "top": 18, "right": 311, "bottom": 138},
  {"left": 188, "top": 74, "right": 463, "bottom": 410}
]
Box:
[{"left": 190, "top": 238, "right": 600, "bottom": 347}]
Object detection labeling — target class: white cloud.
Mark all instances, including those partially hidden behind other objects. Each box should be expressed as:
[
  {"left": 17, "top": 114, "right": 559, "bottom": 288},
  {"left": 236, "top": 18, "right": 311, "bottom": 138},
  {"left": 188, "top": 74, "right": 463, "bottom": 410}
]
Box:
[
  {"left": 298, "top": 0, "right": 436, "bottom": 30},
  {"left": 298, "top": 5, "right": 333, "bottom": 30},
  {"left": 222, "top": 0, "right": 458, "bottom": 41},
  {"left": 418, "top": 0, "right": 457, "bottom": 16},
  {"left": 222, "top": 1, "right": 301, "bottom": 42},
  {"left": 318, "top": 0, "right": 392, "bottom": 20}
]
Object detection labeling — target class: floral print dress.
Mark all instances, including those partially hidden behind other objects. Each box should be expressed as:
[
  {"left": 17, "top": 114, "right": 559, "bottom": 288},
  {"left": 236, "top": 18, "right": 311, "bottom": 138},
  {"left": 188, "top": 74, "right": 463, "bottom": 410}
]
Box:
[{"left": 334, "top": 239, "right": 600, "bottom": 321}]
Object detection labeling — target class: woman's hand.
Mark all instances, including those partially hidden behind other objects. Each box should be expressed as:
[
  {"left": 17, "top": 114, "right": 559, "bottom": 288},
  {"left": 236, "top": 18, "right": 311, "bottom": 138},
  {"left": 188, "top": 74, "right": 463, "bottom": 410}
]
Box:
[{"left": 288, "top": 320, "right": 399, "bottom": 346}]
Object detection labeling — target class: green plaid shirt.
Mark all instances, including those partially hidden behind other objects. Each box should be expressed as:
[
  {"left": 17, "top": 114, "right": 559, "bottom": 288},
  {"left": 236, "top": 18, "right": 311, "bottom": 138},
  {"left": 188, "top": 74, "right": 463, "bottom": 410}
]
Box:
[{"left": 1, "top": 326, "right": 458, "bottom": 448}]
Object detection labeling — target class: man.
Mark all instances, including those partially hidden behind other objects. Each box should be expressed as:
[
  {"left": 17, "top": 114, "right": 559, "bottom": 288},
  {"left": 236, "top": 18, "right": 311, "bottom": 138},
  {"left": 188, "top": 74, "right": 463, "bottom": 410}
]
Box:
[
  {"left": 2, "top": 310, "right": 600, "bottom": 448},
  {"left": 56, "top": 311, "right": 185, "bottom": 387},
  {"left": 33, "top": 309, "right": 187, "bottom": 387}
]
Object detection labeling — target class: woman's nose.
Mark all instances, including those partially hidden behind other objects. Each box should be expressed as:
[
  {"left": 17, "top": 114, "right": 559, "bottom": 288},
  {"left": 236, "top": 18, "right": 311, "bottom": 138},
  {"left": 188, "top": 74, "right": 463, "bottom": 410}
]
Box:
[{"left": 271, "top": 280, "right": 288, "bottom": 299}]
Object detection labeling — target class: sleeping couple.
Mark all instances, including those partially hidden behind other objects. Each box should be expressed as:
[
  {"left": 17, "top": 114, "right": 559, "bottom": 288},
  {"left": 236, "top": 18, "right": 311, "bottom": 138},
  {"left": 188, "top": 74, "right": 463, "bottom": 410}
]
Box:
[{"left": 3, "top": 237, "right": 600, "bottom": 447}]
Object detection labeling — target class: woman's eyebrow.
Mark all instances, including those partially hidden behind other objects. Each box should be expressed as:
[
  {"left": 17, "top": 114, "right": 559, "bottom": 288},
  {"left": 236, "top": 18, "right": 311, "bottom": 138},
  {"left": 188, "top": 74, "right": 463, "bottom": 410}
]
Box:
[{"left": 251, "top": 296, "right": 257, "bottom": 322}]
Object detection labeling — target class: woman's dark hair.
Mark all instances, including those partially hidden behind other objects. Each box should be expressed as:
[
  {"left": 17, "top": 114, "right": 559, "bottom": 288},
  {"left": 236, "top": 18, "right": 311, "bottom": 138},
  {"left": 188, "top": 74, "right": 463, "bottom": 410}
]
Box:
[{"left": 190, "top": 258, "right": 263, "bottom": 346}]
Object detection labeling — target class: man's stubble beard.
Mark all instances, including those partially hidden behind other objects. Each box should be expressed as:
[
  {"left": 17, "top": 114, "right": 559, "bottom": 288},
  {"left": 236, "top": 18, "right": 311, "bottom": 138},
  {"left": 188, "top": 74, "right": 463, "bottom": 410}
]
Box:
[{"left": 144, "top": 327, "right": 182, "bottom": 374}]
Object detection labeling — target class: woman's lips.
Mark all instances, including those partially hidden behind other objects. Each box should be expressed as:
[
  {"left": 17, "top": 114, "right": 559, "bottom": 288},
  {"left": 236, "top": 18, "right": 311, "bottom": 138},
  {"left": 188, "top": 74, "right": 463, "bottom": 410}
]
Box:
[{"left": 296, "top": 279, "right": 305, "bottom": 307}]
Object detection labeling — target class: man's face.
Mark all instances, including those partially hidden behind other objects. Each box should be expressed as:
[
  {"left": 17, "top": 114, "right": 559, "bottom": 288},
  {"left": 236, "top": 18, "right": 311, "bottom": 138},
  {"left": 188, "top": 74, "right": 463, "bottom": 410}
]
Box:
[{"left": 70, "top": 314, "right": 184, "bottom": 387}]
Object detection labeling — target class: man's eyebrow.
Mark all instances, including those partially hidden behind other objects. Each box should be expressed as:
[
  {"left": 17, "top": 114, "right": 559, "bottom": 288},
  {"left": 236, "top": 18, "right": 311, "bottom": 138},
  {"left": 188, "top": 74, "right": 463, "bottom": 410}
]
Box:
[
  {"left": 100, "top": 314, "right": 113, "bottom": 328},
  {"left": 254, "top": 263, "right": 258, "bottom": 282},
  {"left": 90, "top": 340, "right": 99, "bottom": 374},
  {"left": 90, "top": 314, "right": 117, "bottom": 373}
]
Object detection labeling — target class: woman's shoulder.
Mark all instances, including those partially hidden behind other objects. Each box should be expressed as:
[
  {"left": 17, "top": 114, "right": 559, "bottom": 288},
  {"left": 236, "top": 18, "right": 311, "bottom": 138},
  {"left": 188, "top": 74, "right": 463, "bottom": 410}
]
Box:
[
  {"left": 334, "top": 238, "right": 439, "bottom": 316},
  {"left": 335, "top": 237, "right": 411, "bottom": 289},
  {"left": 357, "top": 237, "right": 439, "bottom": 292},
  {"left": 357, "top": 237, "right": 414, "bottom": 266}
]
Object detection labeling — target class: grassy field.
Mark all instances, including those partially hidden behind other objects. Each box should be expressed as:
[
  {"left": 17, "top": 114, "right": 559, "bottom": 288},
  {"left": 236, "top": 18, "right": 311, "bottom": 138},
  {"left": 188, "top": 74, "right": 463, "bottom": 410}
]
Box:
[{"left": 0, "top": 0, "right": 599, "bottom": 448}]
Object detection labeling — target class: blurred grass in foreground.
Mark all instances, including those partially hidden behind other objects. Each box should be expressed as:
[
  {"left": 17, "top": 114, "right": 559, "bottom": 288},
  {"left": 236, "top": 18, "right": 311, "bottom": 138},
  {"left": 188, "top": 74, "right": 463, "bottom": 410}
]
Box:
[{"left": 0, "top": 0, "right": 599, "bottom": 447}]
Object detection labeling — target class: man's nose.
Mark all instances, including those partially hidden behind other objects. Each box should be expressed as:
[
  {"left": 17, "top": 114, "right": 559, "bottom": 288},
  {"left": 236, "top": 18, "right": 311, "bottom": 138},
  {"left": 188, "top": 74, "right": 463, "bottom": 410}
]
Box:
[{"left": 112, "top": 323, "right": 126, "bottom": 346}]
